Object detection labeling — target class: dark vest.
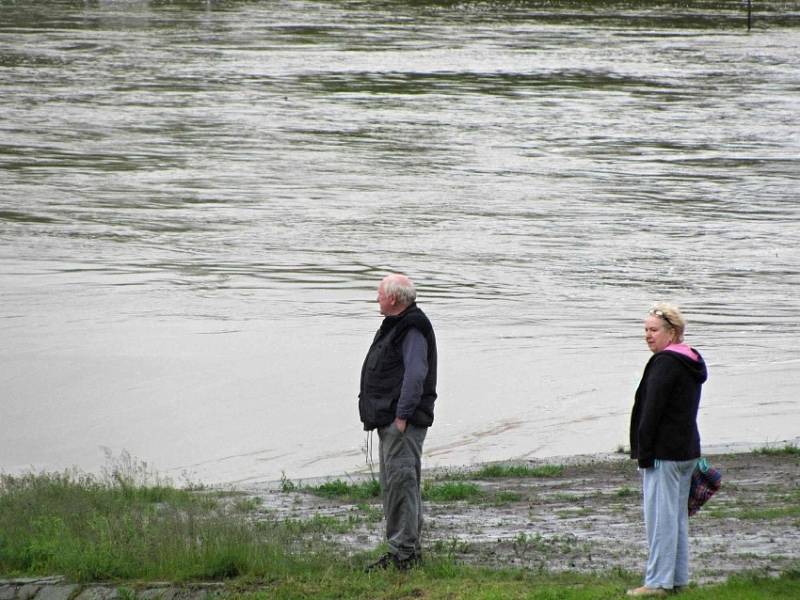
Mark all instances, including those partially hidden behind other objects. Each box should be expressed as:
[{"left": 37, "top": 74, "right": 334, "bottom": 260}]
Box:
[{"left": 359, "top": 304, "right": 437, "bottom": 431}]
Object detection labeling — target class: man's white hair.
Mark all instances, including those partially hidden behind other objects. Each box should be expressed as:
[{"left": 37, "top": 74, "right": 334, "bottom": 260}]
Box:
[{"left": 382, "top": 274, "right": 416, "bottom": 306}]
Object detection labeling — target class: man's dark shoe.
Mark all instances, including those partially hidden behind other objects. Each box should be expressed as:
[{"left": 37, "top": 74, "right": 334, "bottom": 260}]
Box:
[
  {"left": 365, "top": 551, "right": 423, "bottom": 572},
  {"left": 394, "top": 551, "right": 423, "bottom": 571},
  {"left": 364, "top": 552, "right": 395, "bottom": 572}
]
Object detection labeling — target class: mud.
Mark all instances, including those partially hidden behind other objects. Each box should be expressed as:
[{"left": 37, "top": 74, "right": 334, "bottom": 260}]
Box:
[{"left": 243, "top": 451, "right": 800, "bottom": 583}]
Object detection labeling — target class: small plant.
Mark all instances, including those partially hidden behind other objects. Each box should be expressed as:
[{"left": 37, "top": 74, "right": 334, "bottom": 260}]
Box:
[
  {"left": 511, "top": 532, "right": 548, "bottom": 559},
  {"left": 550, "top": 492, "right": 583, "bottom": 503},
  {"left": 556, "top": 507, "right": 592, "bottom": 519},
  {"left": 279, "top": 472, "right": 296, "bottom": 493},
  {"left": 616, "top": 486, "right": 638, "bottom": 498},
  {"left": 511, "top": 532, "right": 585, "bottom": 559},
  {"left": 281, "top": 514, "right": 359, "bottom": 535},
  {"left": 739, "top": 506, "right": 800, "bottom": 520},
  {"left": 492, "top": 490, "right": 524, "bottom": 505},
  {"left": 431, "top": 537, "right": 474, "bottom": 556},
  {"left": 116, "top": 588, "right": 136, "bottom": 600},
  {"left": 356, "top": 503, "right": 384, "bottom": 522},
  {"left": 232, "top": 496, "right": 263, "bottom": 513}
]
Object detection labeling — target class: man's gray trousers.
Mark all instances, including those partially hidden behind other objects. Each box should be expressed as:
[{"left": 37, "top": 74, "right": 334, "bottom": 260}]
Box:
[{"left": 378, "top": 421, "right": 427, "bottom": 560}]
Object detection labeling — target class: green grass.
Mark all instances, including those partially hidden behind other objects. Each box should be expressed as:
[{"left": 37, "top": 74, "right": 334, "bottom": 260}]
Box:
[
  {"left": 0, "top": 469, "right": 334, "bottom": 582},
  {"left": 303, "top": 474, "right": 529, "bottom": 505},
  {"left": 303, "top": 478, "right": 381, "bottom": 501},
  {"left": 217, "top": 568, "right": 800, "bottom": 599},
  {"left": 754, "top": 443, "right": 800, "bottom": 457},
  {"left": 549, "top": 492, "right": 584, "bottom": 503},
  {"left": 615, "top": 486, "right": 638, "bottom": 498},
  {"left": 707, "top": 504, "right": 800, "bottom": 521},
  {"left": 738, "top": 506, "right": 800, "bottom": 520},
  {"left": 303, "top": 475, "right": 523, "bottom": 505},
  {"left": 355, "top": 502, "right": 384, "bottom": 522},
  {"left": 2, "top": 466, "right": 799, "bottom": 598},
  {"left": 704, "top": 488, "right": 800, "bottom": 521},
  {"left": 556, "top": 507, "right": 593, "bottom": 519},
  {"left": 429, "top": 537, "right": 474, "bottom": 556},
  {"left": 492, "top": 490, "right": 524, "bottom": 505},
  {"left": 281, "top": 514, "right": 361, "bottom": 535},
  {"left": 422, "top": 481, "right": 483, "bottom": 502},
  {"left": 473, "top": 464, "right": 565, "bottom": 478}
]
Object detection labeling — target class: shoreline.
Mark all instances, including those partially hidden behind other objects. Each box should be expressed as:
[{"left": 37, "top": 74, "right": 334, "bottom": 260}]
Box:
[
  {"left": 238, "top": 437, "right": 800, "bottom": 490},
  {"left": 1, "top": 446, "right": 797, "bottom": 598},
  {"left": 242, "top": 445, "right": 800, "bottom": 584}
]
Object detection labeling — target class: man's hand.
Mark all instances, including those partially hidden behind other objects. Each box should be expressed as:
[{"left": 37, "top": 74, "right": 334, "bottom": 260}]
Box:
[{"left": 394, "top": 417, "right": 407, "bottom": 433}]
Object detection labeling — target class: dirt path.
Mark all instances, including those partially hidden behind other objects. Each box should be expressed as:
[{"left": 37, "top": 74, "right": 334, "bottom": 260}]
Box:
[{"left": 245, "top": 451, "right": 800, "bottom": 583}]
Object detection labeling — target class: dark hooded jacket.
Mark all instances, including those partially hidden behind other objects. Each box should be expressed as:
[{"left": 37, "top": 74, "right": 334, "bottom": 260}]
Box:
[
  {"left": 630, "top": 349, "right": 708, "bottom": 469},
  {"left": 359, "top": 304, "right": 437, "bottom": 431}
]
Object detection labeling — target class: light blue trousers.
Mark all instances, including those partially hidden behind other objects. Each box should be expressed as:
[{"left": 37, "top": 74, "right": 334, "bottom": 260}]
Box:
[{"left": 641, "top": 459, "right": 697, "bottom": 589}]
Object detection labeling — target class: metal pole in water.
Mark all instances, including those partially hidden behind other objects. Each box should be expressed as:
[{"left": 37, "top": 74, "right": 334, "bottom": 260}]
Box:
[{"left": 747, "top": 0, "right": 752, "bottom": 31}]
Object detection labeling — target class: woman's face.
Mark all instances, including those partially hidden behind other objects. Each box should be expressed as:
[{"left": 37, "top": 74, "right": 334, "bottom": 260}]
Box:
[{"left": 644, "top": 314, "right": 674, "bottom": 353}]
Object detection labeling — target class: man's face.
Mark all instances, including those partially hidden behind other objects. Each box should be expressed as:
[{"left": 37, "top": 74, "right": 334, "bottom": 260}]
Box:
[{"left": 377, "top": 282, "right": 395, "bottom": 316}]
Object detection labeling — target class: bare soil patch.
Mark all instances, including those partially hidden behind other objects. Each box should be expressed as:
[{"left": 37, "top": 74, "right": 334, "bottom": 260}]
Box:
[{"left": 244, "top": 451, "right": 800, "bottom": 583}]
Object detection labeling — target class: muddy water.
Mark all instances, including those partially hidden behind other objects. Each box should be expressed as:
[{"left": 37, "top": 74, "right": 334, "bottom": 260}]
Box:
[{"left": 1, "top": 1, "right": 799, "bottom": 485}]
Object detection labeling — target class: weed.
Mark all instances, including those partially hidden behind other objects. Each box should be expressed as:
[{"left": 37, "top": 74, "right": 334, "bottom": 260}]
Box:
[
  {"left": 431, "top": 537, "right": 474, "bottom": 556},
  {"left": 737, "top": 506, "right": 800, "bottom": 520},
  {"left": 280, "top": 514, "right": 359, "bottom": 535},
  {"left": 616, "top": 486, "right": 638, "bottom": 498},
  {"left": 556, "top": 507, "right": 592, "bottom": 519},
  {"left": 704, "top": 497, "right": 800, "bottom": 521},
  {"left": 550, "top": 492, "right": 584, "bottom": 503},
  {"left": 511, "top": 532, "right": 548, "bottom": 559},
  {"left": 278, "top": 472, "right": 296, "bottom": 493},
  {"left": 231, "top": 496, "right": 263, "bottom": 513},
  {"left": 116, "top": 588, "right": 136, "bottom": 600},
  {"left": 355, "top": 502, "right": 384, "bottom": 522},
  {"left": 511, "top": 532, "right": 586, "bottom": 560},
  {"left": 491, "top": 490, "right": 523, "bottom": 505}
]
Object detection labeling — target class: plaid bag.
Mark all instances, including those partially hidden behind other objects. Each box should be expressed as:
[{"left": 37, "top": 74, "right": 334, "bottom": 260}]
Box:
[{"left": 688, "top": 458, "right": 722, "bottom": 516}]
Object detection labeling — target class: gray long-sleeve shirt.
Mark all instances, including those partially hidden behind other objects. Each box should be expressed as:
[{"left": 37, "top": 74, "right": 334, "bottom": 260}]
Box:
[{"left": 396, "top": 328, "right": 429, "bottom": 420}]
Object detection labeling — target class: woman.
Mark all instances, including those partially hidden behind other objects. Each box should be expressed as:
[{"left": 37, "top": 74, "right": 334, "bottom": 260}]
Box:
[{"left": 628, "top": 303, "right": 708, "bottom": 597}]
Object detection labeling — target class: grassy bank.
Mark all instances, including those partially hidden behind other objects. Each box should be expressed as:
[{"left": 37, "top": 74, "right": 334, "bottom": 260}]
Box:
[
  {"left": 0, "top": 469, "right": 326, "bottom": 582},
  {"left": 1, "top": 450, "right": 799, "bottom": 598}
]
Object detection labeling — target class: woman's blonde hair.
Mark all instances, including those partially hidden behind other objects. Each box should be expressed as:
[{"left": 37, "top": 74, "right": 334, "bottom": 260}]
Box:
[{"left": 649, "top": 302, "right": 686, "bottom": 343}]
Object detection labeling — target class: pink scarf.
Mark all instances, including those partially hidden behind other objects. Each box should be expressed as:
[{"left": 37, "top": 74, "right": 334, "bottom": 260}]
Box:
[{"left": 665, "top": 343, "right": 699, "bottom": 361}]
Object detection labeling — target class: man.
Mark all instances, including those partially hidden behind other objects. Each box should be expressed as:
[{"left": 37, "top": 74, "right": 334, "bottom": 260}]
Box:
[{"left": 359, "top": 273, "right": 438, "bottom": 572}]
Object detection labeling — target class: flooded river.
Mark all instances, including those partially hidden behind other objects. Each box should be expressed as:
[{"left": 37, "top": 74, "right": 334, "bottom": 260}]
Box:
[{"left": 2, "top": 1, "right": 799, "bottom": 485}]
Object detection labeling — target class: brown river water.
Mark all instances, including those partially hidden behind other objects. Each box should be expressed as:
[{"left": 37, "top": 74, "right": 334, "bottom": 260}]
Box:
[{"left": 1, "top": 1, "right": 799, "bottom": 485}]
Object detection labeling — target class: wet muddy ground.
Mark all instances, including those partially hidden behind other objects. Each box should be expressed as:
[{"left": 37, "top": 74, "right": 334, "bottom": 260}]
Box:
[{"left": 244, "top": 452, "right": 800, "bottom": 583}]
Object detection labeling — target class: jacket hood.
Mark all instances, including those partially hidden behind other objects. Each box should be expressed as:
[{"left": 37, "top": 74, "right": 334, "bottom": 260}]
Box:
[{"left": 660, "top": 348, "right": 708, "bottom": 384}]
